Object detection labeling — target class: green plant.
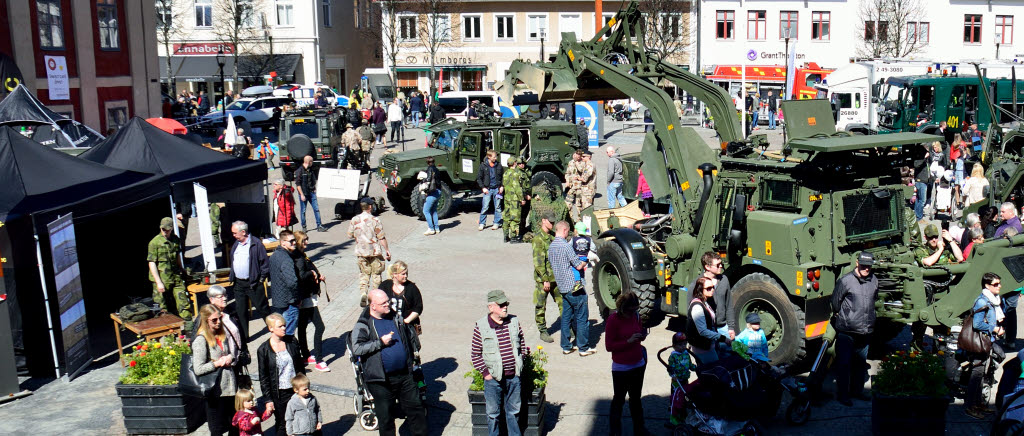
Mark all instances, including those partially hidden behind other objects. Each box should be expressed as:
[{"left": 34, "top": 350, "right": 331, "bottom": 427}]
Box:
[
  {"left": 873, "top": 349, "right": 949, "bottom": 398},
  {"left": 464, "top": 346, "right": 549, "bottom": 391},
  {"left": 118, "top": 335, "right": 192, "bottom": 386}
]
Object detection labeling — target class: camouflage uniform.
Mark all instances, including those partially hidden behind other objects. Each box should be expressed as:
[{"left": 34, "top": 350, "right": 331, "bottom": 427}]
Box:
[
  {"left": 357, "top": 123, "right": 374, "bottom": 152},
  {"left": 210, "top": 203, "right": 221, "bottom": 245},
  {"left": 564, "top": 159, "right": 584, "bottom": 221},
  {"left": 147, "top": 229, "right": 191, "bottom": 320},
  {"left": 528, "top": 184, "right": 570, "bottom": 234},
  {"left": 502, "top": 157, "right": 526, "bottom": 240},
  {"left": 579, "top": 159, "right": 597, "bottom": 211},
  {"left": 532, "top": 227, "right": 563, "bottom": 328},
  {"left": 518, "top": 164, "right": 533, "bottom": 237},
  {"left": 347, "top": 210, "right": 387, "bottom": 303},
  {"left": 342, "top": 127, "right": 361, "bottom": 151}
]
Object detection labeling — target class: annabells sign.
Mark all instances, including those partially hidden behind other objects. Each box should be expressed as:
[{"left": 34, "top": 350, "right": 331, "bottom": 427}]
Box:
[{"left": 172, "top": 43, "right": 236, "bottom": 56}]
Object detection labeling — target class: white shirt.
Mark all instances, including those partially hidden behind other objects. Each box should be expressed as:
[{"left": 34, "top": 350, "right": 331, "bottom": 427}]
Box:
[
  {"left": 232, "top": 235, "right": 251, "bottom": 280},
  {"left": 387, "top": 103, "right": 404, "bottom": 122}
]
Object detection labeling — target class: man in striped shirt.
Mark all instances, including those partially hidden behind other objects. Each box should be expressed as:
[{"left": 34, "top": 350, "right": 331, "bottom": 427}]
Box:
[
  {"left": 549, "top": 221, "right": 595, "bottom": 356},
  {"left": 470, "top": 290, "right": 527, "bottom": 436}
]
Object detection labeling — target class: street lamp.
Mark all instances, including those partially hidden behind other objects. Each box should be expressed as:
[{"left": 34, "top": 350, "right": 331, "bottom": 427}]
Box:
[
  {"left": 216, "top": 48, "right": 225, "bottom": 120},
  {"left": 540, "top": 28, "right": 547, "bottom": 62},
  {"left": 996, "top": 31, "right": 1002, "bottom": 60},
  {"left": 783, "top": 24, "right": 793, "bottom": 96}
]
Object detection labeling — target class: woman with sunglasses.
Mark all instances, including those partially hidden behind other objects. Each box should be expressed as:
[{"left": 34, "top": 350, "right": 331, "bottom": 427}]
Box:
[
  {"left": 686, "top": 276, "right": 722, "bottom": 364},
  {"left": 192, "top": 304, "right": 238, "bottom": 436},
  {"left": 293, "top": 230, "right": 329, "bottom": 372},
  {"left": 965, "top": 272, "right": 1007, "bottom": 419}
]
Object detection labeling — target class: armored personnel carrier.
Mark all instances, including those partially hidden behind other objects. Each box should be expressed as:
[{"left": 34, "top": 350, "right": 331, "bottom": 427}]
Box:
[{"left": 278, "top": 106, "right": 345, "bottom": 180}]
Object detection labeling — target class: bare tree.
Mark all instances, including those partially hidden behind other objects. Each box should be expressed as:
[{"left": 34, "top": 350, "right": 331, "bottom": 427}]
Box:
[
  {"left": 155, "top": 0, "right": 191, "bottom": 94},
  {"left": 369, "top": 0, "right": 405, "bottom": 97},
  {"left": 637, "top": 0, "right": 695, "bottom": 65},
  {"left": 857, "top": 0, "right": 927, "bottom": 58},
  {"left": 412, "top": 0, "right": 460, "bottom": 98},
  {"left": 211, "top": 0, "right": 264, "bottom": 87}
]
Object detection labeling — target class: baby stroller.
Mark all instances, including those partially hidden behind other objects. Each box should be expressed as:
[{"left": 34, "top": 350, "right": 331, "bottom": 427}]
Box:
[
  {"left": 347, "top": 336, "right": 379, "bottom": 431},
  {"left": 612, "top": 103, "right": 632, "bottom": 121},
  {"left": 933, "top": 169, "right": 956, "bottom": 217}
]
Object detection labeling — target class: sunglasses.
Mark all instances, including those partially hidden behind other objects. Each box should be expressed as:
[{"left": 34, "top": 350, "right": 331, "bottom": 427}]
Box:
[{"left": 283, "top": 239, "right": 296, "bottom": 244}]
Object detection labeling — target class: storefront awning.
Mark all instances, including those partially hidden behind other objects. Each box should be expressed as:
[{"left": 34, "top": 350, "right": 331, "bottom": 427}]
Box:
[
  {"left": 704, "top": 64, "right": 787, "bottom": 82},
  {"left": 159, "top": 54, "right": 302, "bottom": 80},
  {"left": 395, "top": 65, "right": 487, "bottom": 72}
]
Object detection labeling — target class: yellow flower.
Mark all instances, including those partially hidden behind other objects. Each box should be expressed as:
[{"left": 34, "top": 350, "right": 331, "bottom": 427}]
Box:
[
  {"left": 154, "top": 343, "right": 162, "bottom": 349},
  {"left": 169, "top": 350, "right": 176, "bottom": 356},
  {"left": 537, "top": 346, "right": 543, "bottom": 351}
]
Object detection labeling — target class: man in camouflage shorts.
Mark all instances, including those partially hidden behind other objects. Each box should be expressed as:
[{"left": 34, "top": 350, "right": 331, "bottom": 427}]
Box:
[
  {"left": 532, "top": 213, "right": 563, "bottom": 343},
  {"left": 563, "top": 150, "right": 584, "bottom": 222},
  {"left": 147, "top": 217, "right": 192, "bottom": 322},
  {"left": 347, "top": 198, "right": 391, "bottom": 307},
  {"left": 579, "top": 151, "right": 597, "bottom": 211}
]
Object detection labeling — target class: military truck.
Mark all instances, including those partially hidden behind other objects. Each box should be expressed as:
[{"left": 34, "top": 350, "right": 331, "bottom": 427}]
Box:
[
  {"left": 497, "top": 0, "right": 1024, "bottom": 365},
  {"left": 278, "top": 107, "right": 345, "bottom": 180},
  {"left": 868, "top": 75, "right": 1024, "bottom": 136},
  {"left": 376, "top": 111, "right": 582, "bottom": 219}
]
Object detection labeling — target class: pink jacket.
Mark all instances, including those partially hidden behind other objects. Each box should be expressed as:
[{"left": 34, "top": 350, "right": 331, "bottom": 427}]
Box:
[
  {"left": 636, "top": 173, "right": 651, "bottom": 196},
  {"left": 232, "top": 408, "right": 275, "bottom": 436}
]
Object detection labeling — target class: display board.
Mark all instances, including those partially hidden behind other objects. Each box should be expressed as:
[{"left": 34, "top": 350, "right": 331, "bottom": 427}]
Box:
[
  {"left": 316, "top": 168, "right": 361, "bottom": 200},
  {"left": 46, "top": 214, "right": 89, "bottom": 380}
]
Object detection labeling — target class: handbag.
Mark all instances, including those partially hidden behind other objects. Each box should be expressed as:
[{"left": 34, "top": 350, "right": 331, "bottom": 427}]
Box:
[
  {"left": 374, "top": 122, "right": 387, "bottom": 134},
  {"left": 958, "top": 305, "right": 992, "bottom": 355},
  {"left": 179, "top": 354, "right": 223, "bottom": 398}
]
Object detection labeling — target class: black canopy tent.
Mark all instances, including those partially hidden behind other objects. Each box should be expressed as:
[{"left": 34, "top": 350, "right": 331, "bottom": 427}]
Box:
[
  {"left": 79, "top": 117, "right": 267, "bottom": 200},
  {"left": 0, "top": 126, "right": 171, "bottom": 377},
  {"left": 0, "top": 85, "right": 104, "bottom": 151}
]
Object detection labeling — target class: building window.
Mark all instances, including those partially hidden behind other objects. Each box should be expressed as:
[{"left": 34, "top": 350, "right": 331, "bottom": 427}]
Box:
[
  {"left": 716, "top": 11, "right": 734, "bottom": 40},
  {"left": 997, "top": 15, "right": 1013, "bottom": 44},
  {"left": 429, "top": 14, "right": 451, "bottom": 42},
  {"left": 661, "top": 13, "right": 681, "bottom": 40},
  {"left": 528, "top": 14, "right": 548, "bottom": 41},
  {"left": 464, "top": 14, "right": 481, "bottom": 41},
  {"left": 37, "top": 0, "right": 65, "bottom": 48},
  {"left": 97, "top": 0, "right": 119, "bottom": 50},
  {"left": 811, "top": 11, "right": 830, "bottom": 40},
  {"left": 462, "top": 71, "right": 482, "bottom": 91},
  {"left": 964, "top": 15, "right": 982, "bottom": 43},
  {"left": 194, "top": 0, "right": 212, "bottom": 27},
  {"left": 399, "top": 15, "right": 417, "bottom": 41},
  {"left": 157, "top": 2, "right": 172, "bottom": 28},
  {"left": 276, "top": 0, "right": 293, "bottom": 26},
  {"left": 908, "top": 21, "right": 929, "bottom": 45},
  {"left": 865, "top": 21, "right": 888, "bottom": 41},
  {"left": 105, "top": 100, "right": 129, "bottom": 132},
  {"left": 747, "top": 10, "right": 765, "bottom": 41},
  {"left": 322, "top": 0, "right": 331, "bottom": 28},
  {"left": 780, "top": 11, "right": 797, "bottom": 39},
  {"left": 496, "top": 15, "right": 514, "bottom": 40}
]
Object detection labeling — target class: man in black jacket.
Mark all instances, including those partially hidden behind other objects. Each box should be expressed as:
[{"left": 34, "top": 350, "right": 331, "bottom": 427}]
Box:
[
  {"left": 270, "top": 230, "right": 301, "bottom": 335},
  {"left": 229, "top": 221, "right": 270, "bottom": 342},
  {"left": 352, "top": 289, "right": 426, "bottom": 436},
  {"left": 427, "top": 100, "right": 446, "bottom": 125},
  {"left": 830, "top": 251, "right": 879, "bottom": 406},
  {"left": 477, "top": 150, "right": 504, "bottom": 231}
]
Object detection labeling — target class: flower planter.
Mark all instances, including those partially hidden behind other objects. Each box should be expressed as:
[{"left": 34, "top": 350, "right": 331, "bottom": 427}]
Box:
[
  {"left": 115, "top": 383, "right": 205, "bottom": 435},
  {"left": 871, "top": 392, "right": 949, "bottom": 436},
  {"left": 468, "top": 386, "right": 546, "bottom": 436}
]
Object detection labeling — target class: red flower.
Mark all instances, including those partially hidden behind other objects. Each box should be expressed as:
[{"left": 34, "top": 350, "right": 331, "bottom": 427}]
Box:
[
  {"left": 129, "top": 361, "right": 137, "bottom": 367},
  {"left": 140, "top": 352, "right": 146, "bottom": 357}
]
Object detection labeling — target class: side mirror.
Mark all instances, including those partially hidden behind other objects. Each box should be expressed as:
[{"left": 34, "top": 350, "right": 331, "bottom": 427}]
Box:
[
  {"left": 247, "top": 106, "right": 258, "bottom": 111},
  {"left": 730, "top": 193, "right": 747, "bottom": 248}
]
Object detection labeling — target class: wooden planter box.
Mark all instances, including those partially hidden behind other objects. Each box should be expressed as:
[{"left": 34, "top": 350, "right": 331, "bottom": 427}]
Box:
[
  {"left": 468, "top": 385, "right": 546, "bottom": 436},
  {"left": 871, "top": 392, "right": 949, "bottom": 435},
  {"left": 115, "top": 383, "right": 205, "bottom": 435}
]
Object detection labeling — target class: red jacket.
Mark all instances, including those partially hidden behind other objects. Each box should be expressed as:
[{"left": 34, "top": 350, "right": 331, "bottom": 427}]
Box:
[
  {"left": 232, "top": 407, "right": 274, "bottom": 436},
  {"left": 605, "top": 311, "right": 645, "bottom": 365},
  {"left": 636, "top": 173, "right": 651, "bottom": 196},
  {"left": 276, "top": 186, "right": 297, "bottom": 227}
]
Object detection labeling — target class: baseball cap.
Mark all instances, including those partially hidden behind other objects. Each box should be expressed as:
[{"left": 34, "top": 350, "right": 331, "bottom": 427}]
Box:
[
  {"left": 487, "top": 290, "right": 509, "bottom": 305},
  {"left": 360, "top": 197, "right": 375, "bottom": 205},
  {"left": 159, "top": 217, "right": 174, "bottom": 230},
  {"left": 857, "top": 251, "right": 875, "bottom": 267},
  {"left": 924, "top": 224, "right": 940, "bottom": 238},
  {"left": 575, "top": 222, "right": 589, "bottom": 236},
  {"left": 746, "top": 312, "right": 762, "bottom": 324}
]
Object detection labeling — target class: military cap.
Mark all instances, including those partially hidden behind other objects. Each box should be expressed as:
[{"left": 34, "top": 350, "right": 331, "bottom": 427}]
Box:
[
  {"left": 346, "top": 123, "right": 353, "bottom": 128},
  {"left": 746, "top": 312, "right": 761, "bottom": 324},
  {"left": 924, "top": 224, "right": 940, "bottom": 238},
  {"left": 159, "top": 217, "right": 174, "bottom": 230},
  {"left": 538, "top": 212, "right": 556, "bottom": 223},
  {"left": 487, "top": 290, "right": 509, "bottom": 304},
  {"left": 507, "top": 156, "right": 517, "bottom": 166}
]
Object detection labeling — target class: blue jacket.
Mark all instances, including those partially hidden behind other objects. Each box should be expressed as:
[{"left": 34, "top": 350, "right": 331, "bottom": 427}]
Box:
[
  {"left": 269, "top": 248, "right": 300, "bottom": 308},
  {"left": 972, "top": 294, "right": 999, "bottom": 341},
  {"left": 228, "top": 235, "right": 269, "bottom": 283}
]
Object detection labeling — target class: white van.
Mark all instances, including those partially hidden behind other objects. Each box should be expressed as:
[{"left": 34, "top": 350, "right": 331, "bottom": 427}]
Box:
[{"left": 438, "top": 91, "right": 501, "bottom": 121}]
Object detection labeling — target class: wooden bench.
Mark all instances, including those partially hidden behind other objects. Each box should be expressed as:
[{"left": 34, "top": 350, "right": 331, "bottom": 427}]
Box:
[{"left": 111, "top": 313, "right": 186, "bottom": 366}]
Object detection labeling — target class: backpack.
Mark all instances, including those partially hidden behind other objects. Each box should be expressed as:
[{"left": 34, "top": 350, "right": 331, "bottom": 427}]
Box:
[{"left": 118, "top": 303, "right": 155, "bottom": 322}]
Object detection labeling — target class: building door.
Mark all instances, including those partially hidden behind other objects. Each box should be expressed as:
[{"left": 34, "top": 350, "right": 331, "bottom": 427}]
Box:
[
  {"left": 559, "top": 13, "right": 583, "bottom": 45},
  {"left": 325, "top": 68, "right": 346, "bottom": 94}
]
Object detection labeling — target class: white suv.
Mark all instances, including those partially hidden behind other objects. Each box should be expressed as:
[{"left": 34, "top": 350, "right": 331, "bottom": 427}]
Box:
[{"left": 201, "top": 95, "right": 292, "bottom": 127}]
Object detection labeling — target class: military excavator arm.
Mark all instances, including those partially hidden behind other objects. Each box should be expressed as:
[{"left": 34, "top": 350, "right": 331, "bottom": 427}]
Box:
[{"left": 496, "top": 0, "right": 743, "bottom": 234}]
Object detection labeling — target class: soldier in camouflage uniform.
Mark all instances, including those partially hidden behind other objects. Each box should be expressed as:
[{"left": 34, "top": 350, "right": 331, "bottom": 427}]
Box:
[
  {"left": 563, "top": 150, "right": 585, "bottom": 222},
  {"left": 356, "top": 118, "right": 374, "bottom": 170},
  {"left": 580, "top": 151, "right": 597, "bottom": 211},
  {"left": 341, "top": 123, "right": 362, "bottom": 169},
  {"left": 502, "top": 156, "right": 527, "bottom": 243},
  {"left": 517, "top": 159, "right": 533, "bottom": 238},
  {"left": 528, "top": 183, "right": 570, "bottom": 235},
  {"left": 147, "top": 217, "right": 192, "bottom": 322},
  {"left": 532, "top": 213, "right": 563, "bottom": 343}
]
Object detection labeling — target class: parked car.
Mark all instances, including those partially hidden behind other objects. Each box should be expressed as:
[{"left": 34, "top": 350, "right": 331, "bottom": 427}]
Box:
[{"left": 200, "top": 95, "right": 292, "bottom": 129}]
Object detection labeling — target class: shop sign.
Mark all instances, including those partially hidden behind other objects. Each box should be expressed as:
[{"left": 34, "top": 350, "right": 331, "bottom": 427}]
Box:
[{"left": 172, "top": 43, "right": 236, "bottom": 56}]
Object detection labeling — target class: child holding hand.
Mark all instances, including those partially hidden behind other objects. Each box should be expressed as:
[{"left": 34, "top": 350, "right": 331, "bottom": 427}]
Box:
[
  {"left": 666, "top": 332, "right": 695, "bottom": 426},
  {"left": 232, "top": 389, "right": 275, "bottom": 436}
]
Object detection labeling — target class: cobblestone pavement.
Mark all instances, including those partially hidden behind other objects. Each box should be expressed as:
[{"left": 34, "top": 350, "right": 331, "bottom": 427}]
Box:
[{"left": 0, "top": 118, "right": 1003, "bottom": 435}]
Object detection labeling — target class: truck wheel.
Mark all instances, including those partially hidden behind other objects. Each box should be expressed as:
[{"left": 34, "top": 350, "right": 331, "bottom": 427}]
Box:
[
  {"left": 386, "top": 190, "right": 412, "bottom": 214},
  {"left": 732, "top": 273, "right": 806, "bottom": 365},
  {"left": 592, "top": 240, "right": 665, "bottom": 327},
  {"left": 410, "top": 181, "right": 453, "bottom": 220},
  {"left": 531, "top": 171, "right": 562, "bottom": 194}
]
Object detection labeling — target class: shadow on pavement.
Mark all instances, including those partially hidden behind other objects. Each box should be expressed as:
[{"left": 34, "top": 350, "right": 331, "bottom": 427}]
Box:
[
  {"left": 422, "top": 356, "right": 458, "bottom": 435},
  {"left": 585, "top": 394, "right": 670, "bottom": 435}
]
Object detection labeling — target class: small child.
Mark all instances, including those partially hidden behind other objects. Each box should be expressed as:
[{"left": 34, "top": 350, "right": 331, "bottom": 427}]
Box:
[
  {"left": 667, "top": 332, "right": 695, "bottom": 426},
  {"left": 231, "top": 389, "right": 274, "bottom": 436},
  {"left": 636, "top": 169, "right": 653, "bottom": 217},
  {"left": 571, "top": 222, "right": 594, "bottom": 292},
  {"left": 734, "top": 313, "right": 770, "bottom": 363},
  {"left": 285, "top": 374, "right": 323, "bottom": 436}
]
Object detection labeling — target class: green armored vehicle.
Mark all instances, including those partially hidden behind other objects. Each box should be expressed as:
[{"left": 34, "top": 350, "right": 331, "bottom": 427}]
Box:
[
  {"left": 377, "top": 112, "right": 582, "bottom": 219},
  {"left": 278, "top": 107, "right": 345, "bottom": 180},
  {"left": 498, "top": 1, "right": 1024, "bottom": 366}
]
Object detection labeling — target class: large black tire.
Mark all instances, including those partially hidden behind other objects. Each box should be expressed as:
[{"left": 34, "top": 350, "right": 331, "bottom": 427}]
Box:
[
  {"left": 410, "top": 181, "right": 453, "bottom": 220},
  {"left": 386, "top": 189, "right": 412, "bottom": 214},
  {"left": 531, "top": 170, "right": 562, "bottom": 193},
  {"left": 731, "top": 273, "right": 807, "bottom": 365},
  {"left": 287, "top": 134, "right": 315, "bottom": 160},
  {"left": 592, "top": 240, "right": 665, "bottom": 327}
]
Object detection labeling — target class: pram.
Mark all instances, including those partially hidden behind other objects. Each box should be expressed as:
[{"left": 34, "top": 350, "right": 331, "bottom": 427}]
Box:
[
  {"left": 612, "top": 103, "right": 632, "bottom": 121},
  {"left": 346, "top": 329, "right": 428, "bottom": 432},
  {"left": 657, "top": 347, "right": 810, "bottom": 436}
]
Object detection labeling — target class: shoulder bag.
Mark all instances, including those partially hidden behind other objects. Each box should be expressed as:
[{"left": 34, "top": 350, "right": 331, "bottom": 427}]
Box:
[
  {"left": 958, "top": 305, "right": 992, "bottom": 355},
  {"left": 179, "top": 354, "right": 223, "bottom": 398}
]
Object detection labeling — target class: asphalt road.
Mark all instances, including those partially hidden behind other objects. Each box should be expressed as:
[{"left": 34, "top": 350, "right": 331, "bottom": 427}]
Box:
[{"left": 0, "top": 117, "right": 1000, "bottom": 435}]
